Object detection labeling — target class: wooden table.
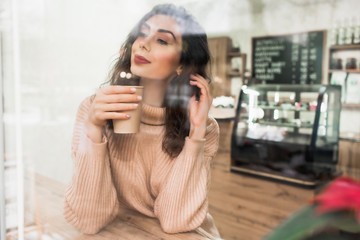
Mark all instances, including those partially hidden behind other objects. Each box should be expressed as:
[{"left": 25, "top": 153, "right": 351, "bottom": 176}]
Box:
[
  {"left": 12, "top": 173, "right": 208, "bottom": 240},
  {"left": 7, "top": 155, "right": 315, "bottom": 240},
  {"left": 73, "top": 208, "right": 207, "bottom": 240}
]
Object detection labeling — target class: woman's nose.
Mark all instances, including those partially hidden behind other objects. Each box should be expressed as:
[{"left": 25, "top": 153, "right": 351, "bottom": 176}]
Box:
[{"left": 139, "top": 38, "right": 151, "bottom": 52}]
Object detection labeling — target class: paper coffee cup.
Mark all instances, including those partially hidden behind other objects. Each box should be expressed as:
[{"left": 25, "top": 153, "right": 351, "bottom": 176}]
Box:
[{"left": 112, "top": 86, "right": 143, "bottom": 134}]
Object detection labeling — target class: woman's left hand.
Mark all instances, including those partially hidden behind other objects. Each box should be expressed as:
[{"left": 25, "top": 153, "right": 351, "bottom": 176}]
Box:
[{"left": 188, "top": 74, "right": 213, "bottom": 139}]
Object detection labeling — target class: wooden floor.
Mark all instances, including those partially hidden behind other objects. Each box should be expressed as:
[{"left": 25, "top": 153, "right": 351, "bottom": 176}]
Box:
[
  {"left": 209, "top": 152, "right": 314, "bottom": 240},
  {"left": 7, "top": 152, "right": 315, "bottom": 240}
]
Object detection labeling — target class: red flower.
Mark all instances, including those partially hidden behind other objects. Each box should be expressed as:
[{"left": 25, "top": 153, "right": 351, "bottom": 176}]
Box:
[{"left": 313, "top": 177, "right": 360, "bottom": 222}]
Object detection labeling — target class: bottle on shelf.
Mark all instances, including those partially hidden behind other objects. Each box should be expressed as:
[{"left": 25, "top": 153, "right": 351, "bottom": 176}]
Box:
[
  {"left": 345, "top": 58, "right": 357, "bottom": 70},
  {"left": 338, "top": 19, "right": 346, "bottom": 45},
  {"left": 344, "top": 18, "right": 353, "bottom": 45},
  {"left": 330, "top": 21, "right": 339, "bottom": 46},
  {"left": 353, "top": 16, "right": 360, "bottom": 44}
]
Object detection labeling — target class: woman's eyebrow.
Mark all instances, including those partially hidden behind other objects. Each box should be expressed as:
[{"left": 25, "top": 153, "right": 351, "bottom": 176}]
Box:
[
  {"left": 158, "top": 29, "right": 177, "bottom": 41},
  {"left": 142, "top": 22, "right": 177, "bottom": 41}
]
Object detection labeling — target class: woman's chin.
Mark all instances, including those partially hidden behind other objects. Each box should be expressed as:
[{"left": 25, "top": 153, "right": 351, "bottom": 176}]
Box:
[{"left": 130, "top": 66, "right": 145, "bottom": 78}]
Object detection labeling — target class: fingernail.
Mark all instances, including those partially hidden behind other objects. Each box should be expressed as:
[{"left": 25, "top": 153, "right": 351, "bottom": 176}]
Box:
[
  {"left": 133, "top": 103, "right": 138, "bottom": 107},
  {"left": 137, "top": 96, "right": 142, "bottom": 100},
  {"left": 131, "top": 87, "right": 136, "bottom": 92},
  {"left": 126, "top": 114, "right": 131, "bottom": 118}
]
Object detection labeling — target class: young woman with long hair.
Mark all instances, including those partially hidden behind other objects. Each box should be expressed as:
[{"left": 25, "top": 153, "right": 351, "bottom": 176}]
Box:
[{"left": 64, "top": 4, "right": 221, "bottom": 239}]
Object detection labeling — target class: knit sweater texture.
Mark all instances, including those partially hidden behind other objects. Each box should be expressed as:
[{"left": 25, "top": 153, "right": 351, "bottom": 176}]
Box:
[{"left": 64, "top": 97, "right": 220, "bottom": 236}]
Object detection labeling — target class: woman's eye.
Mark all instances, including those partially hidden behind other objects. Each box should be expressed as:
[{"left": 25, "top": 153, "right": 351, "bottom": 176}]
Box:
[{"left": 157, "top": 39, "right": 169, "bottom": 45}]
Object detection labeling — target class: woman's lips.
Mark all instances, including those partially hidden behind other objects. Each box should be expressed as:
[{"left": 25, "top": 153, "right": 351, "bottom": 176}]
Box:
[{"left": 134, "top": 55, "right": 151, "bottom": 64}]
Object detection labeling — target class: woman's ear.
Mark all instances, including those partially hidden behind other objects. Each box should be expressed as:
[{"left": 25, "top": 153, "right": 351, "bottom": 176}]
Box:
[{"left": 176, "top": 65, "right": 183, "bottom": 76}]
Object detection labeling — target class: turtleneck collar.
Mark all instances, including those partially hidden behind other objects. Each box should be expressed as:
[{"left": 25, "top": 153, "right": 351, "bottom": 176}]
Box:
[{"left": 140, "top": 103, "right": 166, "bottom": 126}]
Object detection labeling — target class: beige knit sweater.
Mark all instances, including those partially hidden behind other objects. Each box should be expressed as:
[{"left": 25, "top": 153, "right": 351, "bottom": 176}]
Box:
[{"left": 64, "top": 97, "right": 220, "bottom": 236}]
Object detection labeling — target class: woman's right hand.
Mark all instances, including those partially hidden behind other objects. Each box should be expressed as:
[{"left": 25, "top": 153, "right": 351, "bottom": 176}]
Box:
[{"left": 85, "top": 86, "right": 142, "bottom": 142}]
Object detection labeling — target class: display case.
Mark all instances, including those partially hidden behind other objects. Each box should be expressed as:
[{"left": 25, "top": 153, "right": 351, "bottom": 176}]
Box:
[{"left": 231, "top": 84, "right": 342, "bottom": 186}]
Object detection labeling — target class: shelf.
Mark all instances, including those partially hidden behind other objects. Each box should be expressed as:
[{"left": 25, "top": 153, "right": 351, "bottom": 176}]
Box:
[
  {"left": 227, "top": 52, "right": 246, "bottom": 57},
  {"left": 259, "top": 106, "right": 315, "bottom": 112},
  {"left": 329, "top": 44, "right": 360, "bottom": 50},
  {"left": 259, "top": 105, "right": 338, "bottom": 112},
  {"left": 241, "top": 132, "right": 331, "bottom": 146},
  {"left": 342, "top": 103, "right": 360, "bottom": 109},
  {"left": 227, "top": 71, "right": 243, "bottom": 77},
  {"left": 339, "top": 132, "right": 360, "bottom": 142},
  {"left": 255, "top": 121, "right": 314, "bottom": 128},
  {"left": 242, "top": 135, "right": 311, "bottom": 145},
  {"left": 244, "top": 120, "right": 331, "bottom": 129},
  {"left": 329, "top": 69, "right": 360, "bottom": 73},
  {"left": 227, "top": 52, "right": 246, "bottom": 77},
  {"left": 328, "top": 46, "right": 360, "bottom": 109}
]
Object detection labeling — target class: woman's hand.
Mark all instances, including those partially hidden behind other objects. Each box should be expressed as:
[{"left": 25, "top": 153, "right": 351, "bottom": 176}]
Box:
[
  {"left": 188, "top": 74, "right": 213, "bottom": 140},
  {"left": 86, "top": 86, "right": 142, "bottom": 142}
]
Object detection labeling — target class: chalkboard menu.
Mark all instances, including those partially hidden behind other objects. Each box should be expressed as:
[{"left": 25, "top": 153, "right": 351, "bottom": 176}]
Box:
[{"left": 252, "top": 31, "right": 325, "bottom": 84}]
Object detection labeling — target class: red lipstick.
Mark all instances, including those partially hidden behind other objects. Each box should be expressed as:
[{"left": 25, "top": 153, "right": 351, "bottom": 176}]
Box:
[{"left": 134, "top": 55, "right": 151, "bottom": 64}]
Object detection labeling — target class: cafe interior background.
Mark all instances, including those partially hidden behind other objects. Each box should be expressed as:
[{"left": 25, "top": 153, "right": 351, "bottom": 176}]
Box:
[{"left": 1, "top": 0, "right": 360, "bottom": 239}]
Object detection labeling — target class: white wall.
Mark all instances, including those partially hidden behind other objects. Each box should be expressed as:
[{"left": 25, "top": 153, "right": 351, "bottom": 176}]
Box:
[{"left": 2, "top": 0, "right": 360, "bottom": 183}]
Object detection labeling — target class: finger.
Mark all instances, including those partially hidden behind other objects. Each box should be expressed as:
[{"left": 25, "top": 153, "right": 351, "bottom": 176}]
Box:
[
  {"left": 101, "top": 103, "right": 139, "bottom": 112},
  {"left": 190, "top": 80, "right": 213, "bottom": 105},
  {"left": 196, "top": 75, "right": 213, "bottom": 102},
  {"left": 101, "top": 85, "right": 137, "bottom": 95},
  {"left": 190, "top": 81, "right": 208, "bottom": 102},
  {"left": 102, "top": 111, "right": 132, "bottom": 120},
  {"left": 190, "top": 74, "right": 211, "bottom": 95},
  {"left": 190, "top": 74, "right": 210, "bottom": 89},
  {"left": 190, "top": 78, "right": 209, "bottom": 100},
  {"left": 103, "top": 93, "right": 142, "bottom": 103}
]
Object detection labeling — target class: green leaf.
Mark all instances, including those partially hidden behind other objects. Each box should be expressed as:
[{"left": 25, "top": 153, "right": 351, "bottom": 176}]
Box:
[
  {"left": 263, "top": 205, "right": 341, "bottom": 240},
  {"left": 327, "top": 211, "right": 360, "bottom": 233},
  {"left": 305, "top": 233, "right": 349, "bottom": 240}
]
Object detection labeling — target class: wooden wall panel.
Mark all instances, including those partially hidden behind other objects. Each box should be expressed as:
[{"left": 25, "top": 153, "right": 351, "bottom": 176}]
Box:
[
  {"left": 208, "top": 37, "right": 232, "bottom": 97},
  {"left": 337, "top": 140, "right": 360, "bottom": 179}
]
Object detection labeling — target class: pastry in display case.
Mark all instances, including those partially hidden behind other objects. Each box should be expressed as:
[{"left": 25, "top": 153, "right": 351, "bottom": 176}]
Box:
[{"left": 231, "top": 84, "right": 342, "bottom": 187}]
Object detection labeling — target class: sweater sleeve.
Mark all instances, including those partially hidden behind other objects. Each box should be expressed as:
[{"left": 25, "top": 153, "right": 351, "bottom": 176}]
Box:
[
  {"left": 154, "top": 117, "right": 219, "bottom": 233},
  {"left": 63, "top": 97, "right": 119, "bottom": 234}
]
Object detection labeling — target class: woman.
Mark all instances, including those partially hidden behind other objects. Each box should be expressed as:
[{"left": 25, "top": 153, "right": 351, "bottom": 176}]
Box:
[{"left": 64, "top": 4, "right": 220, "bottom": 239}]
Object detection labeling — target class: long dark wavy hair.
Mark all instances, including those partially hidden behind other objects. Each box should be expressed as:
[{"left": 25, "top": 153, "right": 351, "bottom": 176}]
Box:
[{"left": 105, "top": 4, "right": 211, "bottom": 158}]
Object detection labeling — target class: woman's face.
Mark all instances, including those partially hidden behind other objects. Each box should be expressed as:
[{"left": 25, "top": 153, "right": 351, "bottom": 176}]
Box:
[{"left": 130, "top": 14, "right": 183, "bottom": 81}]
